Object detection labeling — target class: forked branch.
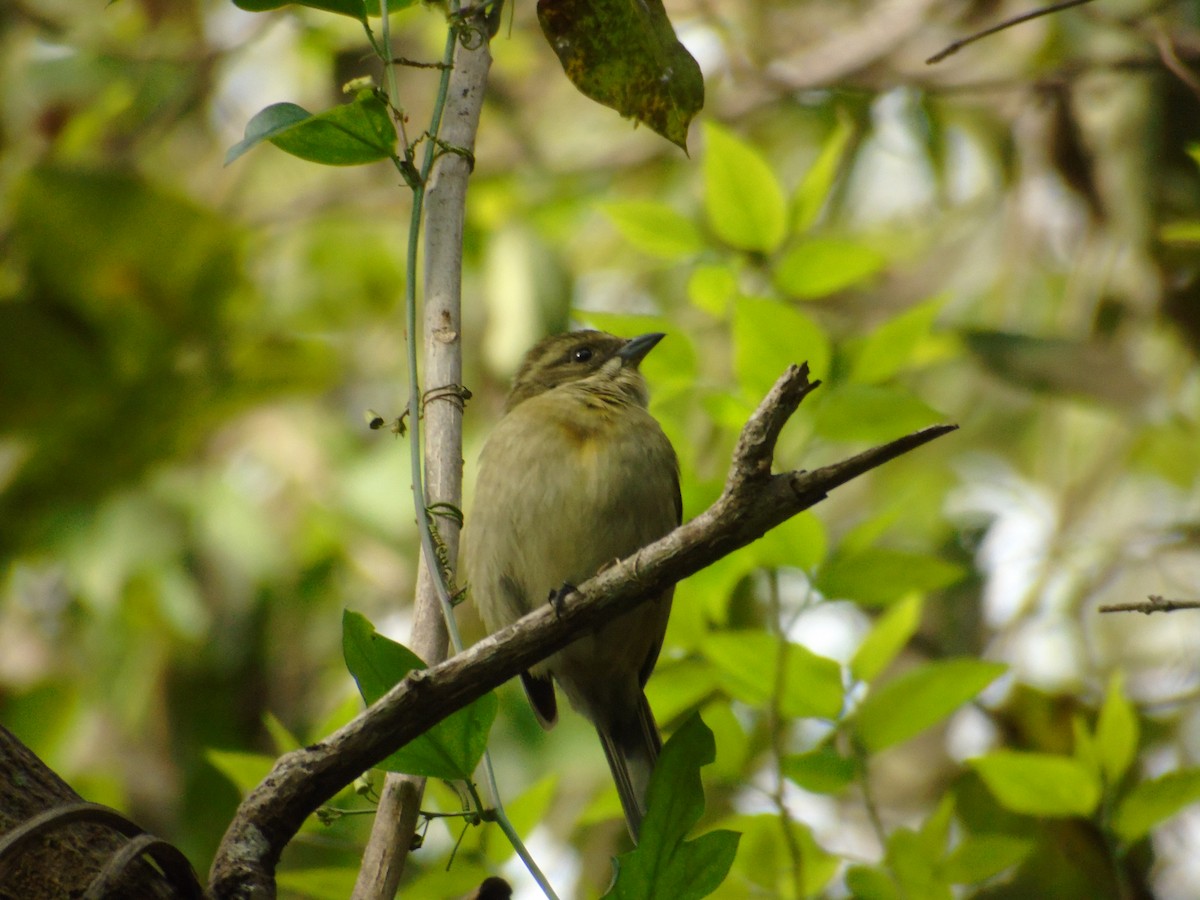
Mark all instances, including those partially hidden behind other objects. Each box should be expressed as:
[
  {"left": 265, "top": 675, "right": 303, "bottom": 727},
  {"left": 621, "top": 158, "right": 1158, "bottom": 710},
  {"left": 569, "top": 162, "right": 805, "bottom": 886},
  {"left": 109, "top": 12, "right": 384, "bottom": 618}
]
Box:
[{"left": 207, "top": 364, "right": 956, "bottom": 898}]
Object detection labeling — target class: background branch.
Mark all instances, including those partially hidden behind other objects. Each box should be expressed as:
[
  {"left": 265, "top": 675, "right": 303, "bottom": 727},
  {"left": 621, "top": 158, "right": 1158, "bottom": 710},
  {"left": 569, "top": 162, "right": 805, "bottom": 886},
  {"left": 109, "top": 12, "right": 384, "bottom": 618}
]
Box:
[
  {"left": 206, "top": 364, "right": 955, "bottom": 898},
  {"left": 1099, "top": 595, "right": 1200, "bottom": 614}
]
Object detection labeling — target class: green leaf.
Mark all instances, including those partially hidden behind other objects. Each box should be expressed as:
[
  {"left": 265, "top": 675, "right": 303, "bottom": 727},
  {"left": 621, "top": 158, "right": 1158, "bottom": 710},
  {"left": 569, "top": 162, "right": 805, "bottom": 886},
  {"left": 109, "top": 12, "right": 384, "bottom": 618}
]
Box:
[
  {"left": 206, "top": 749, "right": 275, "bottom": 796},
  {"left": 720, "top": 813, "right": 839, "bottom": 896},
  {"left": 811, "top": 383, "right": 943, "bottom": 443},
  {"left": 972, "top": 751, "right": 1101, "bottom": 818},
  {"left": 276, "top": 867, "right": 363, "bottom": 900},
  {"left": 734, "top": 296, "right": 831, "bottom": 397},
  {"left": 749, "top": 512, "right": 828, "bottom": 572},
  {"left": 793, "top": 115, "right": 855, "bottom": 232},
  {"left": 342, "top": 610, "right": 497, "bottom": 780},
  {"left": 537, "top": 0, "right": 704, "bottom": 151},
  {"left": 704, "top": 123, "right": 787, "bottom": 252},
  {"left": 226, "top": 91, "right": 397, "bottom": 167},
  {"left": 701, "top": 631, "right": 843, "bottom": 719},
  {"left": 918, "top": 793, "right": 955, "bottom": 855},
  {"left": 943, "top": 834, "right": 1035, "bottom": 884},
  {"left": 851, "top": 593, "right": 923, "bottom": 683},
  {"left": 1095, "top": 671, "right": 1138, "bottom": 786},
  {"left": 773, "top": 238, "right": 885, "bottom": 300},
  {"left": 1160, "top": 220, "right": 1200, "bottom": 244},
  {"left": 851, "top": 296, "right": 946, "bottom": 384},
  {"left": 605, "top": 715, "right": 740, "bottom": 899},
  {"left": 845, "top": 864, "right": 900, "bottom": 900},
  {"left": 687, "top": 264, "right": 738, "bottom": 317},
  {"left": 782, "top": 746, "right": 859, "bottom": 794},
  {"left": 1072, "top": 714, "right": 1101, "bottom": 782},
  {"left": 263, "top": 711, "right": 303, "bottom": 753},
  {"left": 885, "top": 827, "right": 953, "bottom": 900},
  {"left": 856, "top": 659, "right": 1006, "bottom": 752},
  {"left": 1112, "top": 768, "right": 1200, "bottom": 842},
  {"left": 603, "top": 200, "right": 705, "bottom": 259},
  {"left": 645, "top": 660, "right": 721, "bottom": 724},
  {"left": 817, "top": 547, "right": 965, "bottom": 607}
]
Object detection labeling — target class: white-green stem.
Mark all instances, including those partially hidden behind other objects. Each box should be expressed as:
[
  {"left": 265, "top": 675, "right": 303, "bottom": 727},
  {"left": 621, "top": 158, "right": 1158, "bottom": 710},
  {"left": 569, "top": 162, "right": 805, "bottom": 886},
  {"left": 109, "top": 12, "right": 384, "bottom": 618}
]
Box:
[{"left": 367, "top": 3, "right": 559, "bottom": 897}]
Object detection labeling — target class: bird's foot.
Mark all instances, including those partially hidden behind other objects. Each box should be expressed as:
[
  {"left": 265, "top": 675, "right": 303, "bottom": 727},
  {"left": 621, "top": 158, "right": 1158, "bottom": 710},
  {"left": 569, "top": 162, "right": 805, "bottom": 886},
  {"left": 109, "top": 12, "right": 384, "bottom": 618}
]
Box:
[{"left": 547, "top": 583, "right": 576, "bottom": 617}]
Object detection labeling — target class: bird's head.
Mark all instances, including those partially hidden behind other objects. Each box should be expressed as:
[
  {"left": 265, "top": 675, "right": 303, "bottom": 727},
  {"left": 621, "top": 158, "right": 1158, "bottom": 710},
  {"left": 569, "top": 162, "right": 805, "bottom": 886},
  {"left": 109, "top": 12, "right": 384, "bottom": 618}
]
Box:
[{"left": 505, "top": 330, "right": 665, "bottom": 411}]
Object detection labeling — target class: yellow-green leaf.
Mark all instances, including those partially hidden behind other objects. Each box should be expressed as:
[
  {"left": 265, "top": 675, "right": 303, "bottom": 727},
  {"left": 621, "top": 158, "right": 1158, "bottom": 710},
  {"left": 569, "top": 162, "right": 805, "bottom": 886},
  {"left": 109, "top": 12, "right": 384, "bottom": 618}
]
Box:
[
  {"left": 704, "top": 123, "right": 787, "bottom": 253},
  {"left": 971, "top": 751, "right": 1101, "bottom": 818}
]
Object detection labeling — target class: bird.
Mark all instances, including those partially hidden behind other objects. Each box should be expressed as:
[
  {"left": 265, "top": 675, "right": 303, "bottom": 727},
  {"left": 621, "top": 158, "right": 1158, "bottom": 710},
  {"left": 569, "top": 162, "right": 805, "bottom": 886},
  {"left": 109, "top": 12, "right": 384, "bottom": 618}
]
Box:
[{"left": 464, "top": 329, "right": 681, "bottom": 843}]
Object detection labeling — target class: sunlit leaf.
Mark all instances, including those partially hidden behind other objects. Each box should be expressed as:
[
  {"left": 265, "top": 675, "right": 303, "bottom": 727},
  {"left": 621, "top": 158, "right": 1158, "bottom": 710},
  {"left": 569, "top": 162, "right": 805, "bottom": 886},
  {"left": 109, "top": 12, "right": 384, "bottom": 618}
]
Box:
[
  {"left": 793, "top": 115, "right": 855, "bottom": 232},
  {"left": 782, "top": 746, "right": 859, "bottom": 794},
  {"left": 845, "top": 864, "right": 899, "bottom": 900},
  {"left": 851, "top": 296, "right": 947, "bottom": 384},
  {"left": 811, "top": 383, "right": 943, "bottom": 443},
  {"left": 734, "top": 296, "right": 830, "bottom": 398},
  {"left": 856, "top": 659, "right": 1005, "bottom": 752},
  {"left": 1095, "top": 671, "right": 1138, "bottom": 787},
  {"left": 704, "top": 123, "right": 787, "bottom": 252},
  {"left": 885, "top": 827, "right": 953, "bottom": 900},
  {"left": 645, "top": 660, "right": 722, "bottom": 725},
  {"left": 1112, "top": 768, "right": 1200, "bottom": 842},
  {"left": 773, "top": 237, "right": 885, "bottom": 300},
  {"left": 817, "top": 546, "right": 965, "bottom": 607},
  {"left": 537, "top": 0, "right": 704, "bottom": 150},
  {"left": 851, "top": 593, "right": 923, "bottom": 683},
  {"left": 720, "top": 813, "right": 839, "bottom": 896},
  {"left": 701, "top": 630, "right": 843, "bottom": 719},
  {"left": 687, "top": 264, "right": 738, "bottom": 317},
  {"left": 971, "top": 751, "right": 1101, "bottom": 817},
  {"left": 603, "top": 200, "right": 704, "bottom": 259},
  {"left": 943, "top": 833, "right": 1035, "bottom": 884},
  {"left": 1160, "top": 220, "right": 1200, "bottom": 244}
]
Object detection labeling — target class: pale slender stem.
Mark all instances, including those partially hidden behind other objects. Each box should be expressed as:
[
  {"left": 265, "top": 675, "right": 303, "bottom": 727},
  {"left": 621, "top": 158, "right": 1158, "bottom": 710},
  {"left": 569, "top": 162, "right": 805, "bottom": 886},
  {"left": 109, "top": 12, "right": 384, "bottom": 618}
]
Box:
[{"left": 361, "top": 4, "right": 558, "bottom": 897}]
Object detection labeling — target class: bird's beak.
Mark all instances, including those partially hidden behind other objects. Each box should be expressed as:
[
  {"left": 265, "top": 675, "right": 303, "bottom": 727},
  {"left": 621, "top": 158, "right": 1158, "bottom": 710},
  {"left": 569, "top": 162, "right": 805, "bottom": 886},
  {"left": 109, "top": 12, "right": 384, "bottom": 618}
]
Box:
[{"left": 617, "top": 332, "right": 666, "bottom": 368}]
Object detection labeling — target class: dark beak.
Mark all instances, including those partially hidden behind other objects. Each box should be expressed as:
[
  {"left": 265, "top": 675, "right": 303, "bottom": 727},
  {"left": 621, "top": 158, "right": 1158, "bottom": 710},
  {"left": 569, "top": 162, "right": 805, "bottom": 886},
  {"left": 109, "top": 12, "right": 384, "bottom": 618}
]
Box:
[{"left": 617, "top": 332, "right": 666, "bottom": 367}]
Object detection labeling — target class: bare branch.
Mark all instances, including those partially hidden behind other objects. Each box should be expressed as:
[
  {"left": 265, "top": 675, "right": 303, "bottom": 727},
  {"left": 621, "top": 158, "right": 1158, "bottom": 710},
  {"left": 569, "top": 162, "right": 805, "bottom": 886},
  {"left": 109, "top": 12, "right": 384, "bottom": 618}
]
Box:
[
  {"left": 927, "top": 0, "right": 1096, "bottom": 65},
  {"left": 1099, "top": 595, "right": 1200, "bottom": 614},
  {"left": 206, "top": 366, "right": 956, "bottom": 898}
]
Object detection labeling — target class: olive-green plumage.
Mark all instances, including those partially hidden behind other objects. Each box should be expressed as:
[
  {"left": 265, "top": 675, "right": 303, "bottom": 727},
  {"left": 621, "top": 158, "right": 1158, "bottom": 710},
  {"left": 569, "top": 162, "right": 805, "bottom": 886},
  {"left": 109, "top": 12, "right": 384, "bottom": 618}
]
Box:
[{"left": 465, "top": 330, "right": 680, "bottom": 842}]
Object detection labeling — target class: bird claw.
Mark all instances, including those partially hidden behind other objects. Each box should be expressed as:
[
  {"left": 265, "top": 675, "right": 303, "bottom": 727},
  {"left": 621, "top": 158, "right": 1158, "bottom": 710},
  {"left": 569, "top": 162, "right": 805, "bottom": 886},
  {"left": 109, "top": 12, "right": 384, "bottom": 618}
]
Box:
[{"left": 548, "top": 583, "right": 576, "bottom": 617}]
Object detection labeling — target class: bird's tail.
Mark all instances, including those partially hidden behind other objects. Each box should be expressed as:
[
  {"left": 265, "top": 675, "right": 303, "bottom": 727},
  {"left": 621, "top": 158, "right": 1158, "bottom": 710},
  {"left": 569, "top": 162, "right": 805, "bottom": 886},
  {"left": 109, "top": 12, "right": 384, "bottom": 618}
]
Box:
[{"left": 597, "top": 690, "right": 662, "bottom": 843}]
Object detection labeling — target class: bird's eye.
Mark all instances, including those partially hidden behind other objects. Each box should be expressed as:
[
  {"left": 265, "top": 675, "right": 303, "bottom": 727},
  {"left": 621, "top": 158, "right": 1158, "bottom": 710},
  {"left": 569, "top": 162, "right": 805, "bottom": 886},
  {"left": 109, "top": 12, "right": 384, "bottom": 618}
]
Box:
[{"left": 572, "top": 346, "right": 593, "bottom": 363}]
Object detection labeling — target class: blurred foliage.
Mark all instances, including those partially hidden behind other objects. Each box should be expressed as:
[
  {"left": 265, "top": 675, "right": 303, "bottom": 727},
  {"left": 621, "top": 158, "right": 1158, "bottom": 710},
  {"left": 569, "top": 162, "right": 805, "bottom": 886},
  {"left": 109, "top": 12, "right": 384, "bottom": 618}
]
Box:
[{"left": 3, "top": 0, "right": 1200, "bottom": 898}]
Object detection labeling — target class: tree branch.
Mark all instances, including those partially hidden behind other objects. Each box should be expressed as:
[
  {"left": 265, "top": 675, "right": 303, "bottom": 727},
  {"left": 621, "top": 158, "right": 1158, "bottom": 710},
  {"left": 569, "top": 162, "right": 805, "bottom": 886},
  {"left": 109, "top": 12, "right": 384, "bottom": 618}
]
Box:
[
  {"left": 207, "top": 365, "right": 956, "bottom": 898},
  {"left": 1099, "top": 595, "right": 1200, "bottom": 614},
  {"left": 926, "top": 0, "right": 1097, "bottom": 65}
]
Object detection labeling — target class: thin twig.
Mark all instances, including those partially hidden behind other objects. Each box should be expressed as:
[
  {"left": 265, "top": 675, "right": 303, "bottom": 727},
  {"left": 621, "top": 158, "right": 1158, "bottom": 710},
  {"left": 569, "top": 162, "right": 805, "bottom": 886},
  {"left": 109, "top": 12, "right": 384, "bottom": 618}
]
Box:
[
  {"left": 927, "top": 0, "right": 1097, "bottom": 65},
  {"left": 1153, "top": 26, "right": 1200, "bottom": 102},
  {"left": 1099, "top": 595, "right": 1200, "bottom": 614}
]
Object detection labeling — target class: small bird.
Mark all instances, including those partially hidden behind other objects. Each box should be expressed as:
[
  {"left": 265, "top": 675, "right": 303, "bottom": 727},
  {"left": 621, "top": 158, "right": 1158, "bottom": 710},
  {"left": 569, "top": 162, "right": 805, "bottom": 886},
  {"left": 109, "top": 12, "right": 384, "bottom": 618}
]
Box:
[{"left": 465, "top": 330, "right": 681, "bottom": 842}]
